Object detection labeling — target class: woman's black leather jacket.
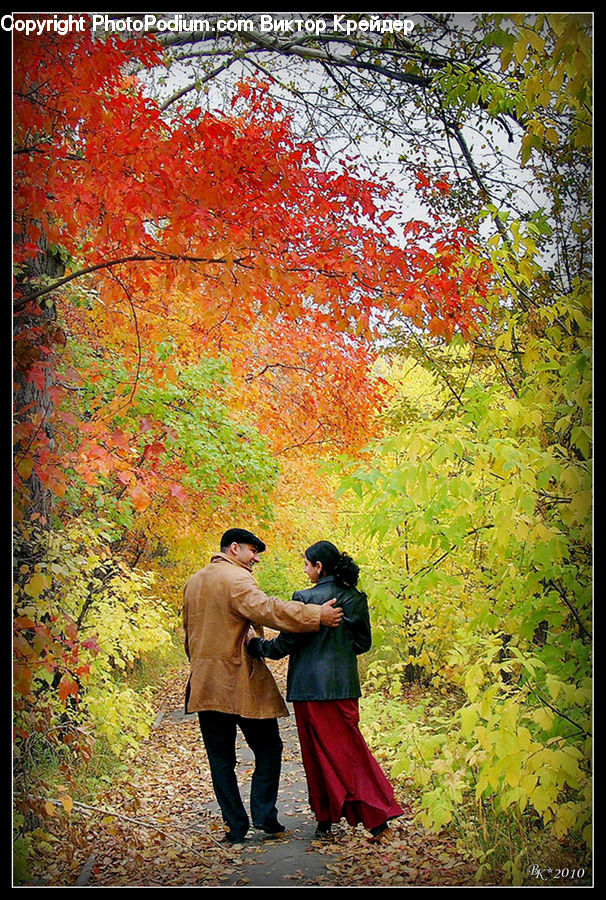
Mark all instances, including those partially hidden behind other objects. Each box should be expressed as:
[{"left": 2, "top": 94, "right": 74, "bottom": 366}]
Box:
[{"left": 247, "top": 574, "right": 371, "bottom": 701}]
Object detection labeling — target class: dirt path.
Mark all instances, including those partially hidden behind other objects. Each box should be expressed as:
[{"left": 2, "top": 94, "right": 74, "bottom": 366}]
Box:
[{"left": 27, "top": 659, "right": 477, "bottom": 886}]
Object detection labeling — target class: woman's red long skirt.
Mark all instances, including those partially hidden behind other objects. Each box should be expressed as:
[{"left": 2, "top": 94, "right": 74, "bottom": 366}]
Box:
[{"left": 293, "top": 698, "right": 405, "bottom": 831}]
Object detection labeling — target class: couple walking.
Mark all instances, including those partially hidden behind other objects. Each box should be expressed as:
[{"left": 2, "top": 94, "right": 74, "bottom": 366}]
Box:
[{"left": 183, "top": 527, "right": 404, "bottom": 845}]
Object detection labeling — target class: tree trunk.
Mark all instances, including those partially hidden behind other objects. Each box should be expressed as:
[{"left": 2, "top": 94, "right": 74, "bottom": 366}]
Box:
[{"left": 13, "top": 234, "right": 65, "bottom": 530}]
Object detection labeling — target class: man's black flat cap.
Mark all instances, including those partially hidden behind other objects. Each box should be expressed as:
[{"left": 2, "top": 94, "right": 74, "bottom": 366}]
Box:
[{"left": 221, "top": 528, "right": 266, "bottom": 553}]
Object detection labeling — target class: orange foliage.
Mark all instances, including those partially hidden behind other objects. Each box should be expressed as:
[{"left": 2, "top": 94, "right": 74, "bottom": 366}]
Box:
[{"left": 13, "top": 25, "right": 493, "bottom": 520}]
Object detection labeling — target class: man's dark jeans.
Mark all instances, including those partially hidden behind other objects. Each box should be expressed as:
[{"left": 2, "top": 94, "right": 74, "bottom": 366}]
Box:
[{"left": 197, "top": 710, "right": 283, "bottom": 839}]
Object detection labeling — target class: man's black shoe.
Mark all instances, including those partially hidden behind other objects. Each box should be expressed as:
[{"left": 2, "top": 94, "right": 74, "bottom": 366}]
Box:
[
  {"left": 221, "top": 832, "right": 247, "bottom": 844},
  {"left": 254, "top": 819, "right": 286, "bottom": 835}
]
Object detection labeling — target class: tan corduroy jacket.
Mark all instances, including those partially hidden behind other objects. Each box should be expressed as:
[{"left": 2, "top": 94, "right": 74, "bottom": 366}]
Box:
[{"left": 182, "top": 553, "right": 322, "bottom": 718}]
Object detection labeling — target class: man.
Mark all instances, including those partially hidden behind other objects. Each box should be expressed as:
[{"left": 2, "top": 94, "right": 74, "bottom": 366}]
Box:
[{"left": 183, "top": 527, "right": 344, "bottom": 844}]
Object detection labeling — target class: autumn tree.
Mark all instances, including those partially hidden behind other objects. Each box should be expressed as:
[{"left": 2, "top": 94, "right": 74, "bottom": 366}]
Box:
[{"left": 132, "top": 13, "right": 591, "bottom": 411}]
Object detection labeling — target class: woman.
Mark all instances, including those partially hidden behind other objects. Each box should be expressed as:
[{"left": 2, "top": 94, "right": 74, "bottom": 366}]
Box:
[{"left": 247, "top": 540, "right": 404, "bottom": 842}]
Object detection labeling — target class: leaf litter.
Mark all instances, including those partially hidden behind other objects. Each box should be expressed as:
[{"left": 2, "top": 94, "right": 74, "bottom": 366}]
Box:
[{"left": 24, "top": 656, "right": 476, "bottom": 886}]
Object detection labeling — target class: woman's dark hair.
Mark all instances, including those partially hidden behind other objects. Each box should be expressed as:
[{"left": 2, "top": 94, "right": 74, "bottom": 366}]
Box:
[{"left": 305, "top": 540, "right": 360, "bottom": 587}]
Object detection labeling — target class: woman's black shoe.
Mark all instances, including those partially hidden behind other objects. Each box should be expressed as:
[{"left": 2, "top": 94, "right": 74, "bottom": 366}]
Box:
[
  {"left": 369, "top": 822, "right": 392, "bottom": 842},
  {"left": 314, "top": 821, "right": 332, "bottom": 840}
]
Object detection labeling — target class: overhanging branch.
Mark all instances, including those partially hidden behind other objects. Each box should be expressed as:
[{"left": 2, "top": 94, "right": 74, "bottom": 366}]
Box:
[{"left": 14, "top": 251, "right": 253, "bottom": 309}]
